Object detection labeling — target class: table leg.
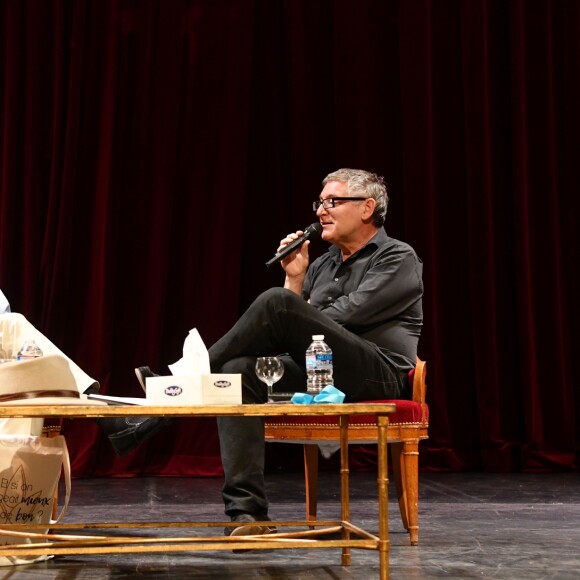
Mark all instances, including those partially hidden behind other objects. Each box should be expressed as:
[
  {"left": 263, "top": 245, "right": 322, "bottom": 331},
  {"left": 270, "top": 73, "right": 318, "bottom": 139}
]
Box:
[
  {"left": 339, "top": 414, "right": 351, "bottom": 566},
  {"left": 377, "top": 414, "right": 390, "bottom": 579}
]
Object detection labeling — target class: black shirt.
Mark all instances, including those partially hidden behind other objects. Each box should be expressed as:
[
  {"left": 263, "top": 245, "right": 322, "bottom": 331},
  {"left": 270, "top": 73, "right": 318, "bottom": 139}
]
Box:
[{"left": 302, "top": 228, "right": 423, "bottom": 372}]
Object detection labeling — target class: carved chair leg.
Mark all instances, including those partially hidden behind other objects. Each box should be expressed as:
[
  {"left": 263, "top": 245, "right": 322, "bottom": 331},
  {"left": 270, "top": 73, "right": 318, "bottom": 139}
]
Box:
[
  {"left": 402, "top": 439, "right": 420, "bottom": 545},
  {"left": 390, "top": 441, "right": 410, "bottom": 531},
  {"left": 303, "top": 444, "right": 320, "bottom": 523}
]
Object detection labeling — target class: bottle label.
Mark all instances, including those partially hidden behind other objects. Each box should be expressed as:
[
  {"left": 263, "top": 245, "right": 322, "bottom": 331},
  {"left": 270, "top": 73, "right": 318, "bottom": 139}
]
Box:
[{"left": 315, "top": 353, "right": 332, "bottom": 365}]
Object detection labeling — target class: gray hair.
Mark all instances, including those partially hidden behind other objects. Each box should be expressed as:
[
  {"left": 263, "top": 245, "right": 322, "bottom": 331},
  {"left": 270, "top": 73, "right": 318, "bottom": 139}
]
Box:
[{"left": 322, "top": 168, "right": 388, "bottom": 227}]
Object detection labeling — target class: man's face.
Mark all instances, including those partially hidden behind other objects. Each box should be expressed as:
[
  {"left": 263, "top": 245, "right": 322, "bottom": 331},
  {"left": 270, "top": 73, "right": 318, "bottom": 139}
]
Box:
[{"left": 316, "top": 181, "right": 369, "bottom": 246}]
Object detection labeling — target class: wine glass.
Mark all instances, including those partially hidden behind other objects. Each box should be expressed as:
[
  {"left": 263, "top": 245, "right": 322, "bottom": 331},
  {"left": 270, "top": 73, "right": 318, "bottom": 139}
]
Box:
[{"left": 255, "top": 357, "right": 285, "bottom": 403}]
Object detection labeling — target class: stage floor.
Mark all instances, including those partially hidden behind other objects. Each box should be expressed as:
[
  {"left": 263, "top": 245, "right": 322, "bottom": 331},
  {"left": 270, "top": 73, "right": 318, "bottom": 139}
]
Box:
[{"left": 4, "top": 471, "right": 580, "bottom": 579}]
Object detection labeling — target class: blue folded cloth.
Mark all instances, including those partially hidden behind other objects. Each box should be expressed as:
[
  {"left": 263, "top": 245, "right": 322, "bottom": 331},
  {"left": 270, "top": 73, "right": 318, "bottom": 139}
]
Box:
[{"left": 291, "top": 385, "right": 345, "bottom": 405}]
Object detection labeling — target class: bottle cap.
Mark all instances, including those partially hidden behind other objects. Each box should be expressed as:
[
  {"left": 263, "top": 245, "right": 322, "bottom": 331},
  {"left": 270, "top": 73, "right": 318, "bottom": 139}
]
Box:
[{"left": 312, "top": 335, "right": 324, "bottom": 340}]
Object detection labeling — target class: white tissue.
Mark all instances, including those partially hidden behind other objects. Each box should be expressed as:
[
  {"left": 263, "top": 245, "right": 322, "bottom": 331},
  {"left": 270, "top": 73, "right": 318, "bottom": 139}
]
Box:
[{"left": 168, "top": 328, "right": 211, "bottom": 377}]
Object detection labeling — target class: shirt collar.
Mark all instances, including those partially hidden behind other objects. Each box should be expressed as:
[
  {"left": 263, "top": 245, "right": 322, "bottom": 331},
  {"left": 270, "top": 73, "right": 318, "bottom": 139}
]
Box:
[{"left": 328, "top": 228, "right": 388, "bottom": 263}]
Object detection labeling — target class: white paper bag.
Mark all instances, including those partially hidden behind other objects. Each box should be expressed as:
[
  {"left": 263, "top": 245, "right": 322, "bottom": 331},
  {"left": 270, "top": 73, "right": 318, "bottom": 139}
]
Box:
[{"left": 0, "top": 435, "right": 71, "bottom": 566}]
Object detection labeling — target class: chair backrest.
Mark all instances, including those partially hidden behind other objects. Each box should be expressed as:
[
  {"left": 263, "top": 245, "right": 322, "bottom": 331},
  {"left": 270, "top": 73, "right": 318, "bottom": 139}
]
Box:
[{"left": 411, "top": 358, "right": 428, "bottom": 425}]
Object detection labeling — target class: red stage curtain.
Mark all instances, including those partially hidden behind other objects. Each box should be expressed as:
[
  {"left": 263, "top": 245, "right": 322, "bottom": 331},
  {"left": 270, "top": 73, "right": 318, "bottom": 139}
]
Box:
[{"left": 1, "top": 0, "right": 578, "bottom": 476}]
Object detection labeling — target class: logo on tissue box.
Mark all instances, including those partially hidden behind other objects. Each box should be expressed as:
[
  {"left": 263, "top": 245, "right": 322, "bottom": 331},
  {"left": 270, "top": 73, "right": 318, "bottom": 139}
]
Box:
[{"left": 146, "top": 374, "right": 241, "bottom": 405}]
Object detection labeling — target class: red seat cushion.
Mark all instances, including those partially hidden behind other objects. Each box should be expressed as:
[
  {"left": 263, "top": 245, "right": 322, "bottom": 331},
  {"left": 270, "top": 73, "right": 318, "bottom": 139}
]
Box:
[
  {"left": 265, "top": 368, "right": 428, "bottom": 427},
  {"left": 362, "top": 399, "right": 428, "bottom": 425}
]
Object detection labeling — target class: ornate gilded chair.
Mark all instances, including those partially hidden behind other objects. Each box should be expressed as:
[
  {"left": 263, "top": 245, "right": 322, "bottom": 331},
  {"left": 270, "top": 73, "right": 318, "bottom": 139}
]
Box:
[{"left": 264, "top": 358, "right": 428, "bottom": 545}]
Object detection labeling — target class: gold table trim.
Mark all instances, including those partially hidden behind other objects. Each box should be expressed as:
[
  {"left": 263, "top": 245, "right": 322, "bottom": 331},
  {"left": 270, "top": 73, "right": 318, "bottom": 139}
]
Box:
[{"left": 0, "top": 403, "right": 395, "bottom": 579}]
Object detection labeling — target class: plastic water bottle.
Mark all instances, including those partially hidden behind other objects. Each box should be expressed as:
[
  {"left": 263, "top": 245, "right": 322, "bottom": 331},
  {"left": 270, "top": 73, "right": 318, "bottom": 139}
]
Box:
[
  {"left": 305, "top": 334, "right": 333, "bottom": 394},
  {"left": 17, "top": 339, "right": 43, "bottom": 361}
]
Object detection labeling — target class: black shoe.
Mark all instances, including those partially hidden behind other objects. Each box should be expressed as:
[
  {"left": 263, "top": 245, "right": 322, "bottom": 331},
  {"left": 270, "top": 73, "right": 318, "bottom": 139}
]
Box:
[
  {"left": 97, "top": 416, "right": 172, "bottom": 456},
  {"left": 134, "top": 366, "right": 159, "bottom": 393},
  {"left": 224, "top": 513, "right": 277, "bottom": 552}
]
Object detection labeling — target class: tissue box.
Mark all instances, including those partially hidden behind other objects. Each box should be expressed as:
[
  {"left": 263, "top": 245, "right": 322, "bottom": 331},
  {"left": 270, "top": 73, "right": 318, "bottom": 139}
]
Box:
[
  {"left": 146, "top": 374, "right": 241, "bottom": 405},
  {"left": 200, "top": 374, "right": 242, "bottom": 404}
]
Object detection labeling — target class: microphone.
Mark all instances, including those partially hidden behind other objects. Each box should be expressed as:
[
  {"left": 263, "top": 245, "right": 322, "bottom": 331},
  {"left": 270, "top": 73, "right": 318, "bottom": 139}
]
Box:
[{"left": 265, "top": 222, "right": 323, "bottom": 268}]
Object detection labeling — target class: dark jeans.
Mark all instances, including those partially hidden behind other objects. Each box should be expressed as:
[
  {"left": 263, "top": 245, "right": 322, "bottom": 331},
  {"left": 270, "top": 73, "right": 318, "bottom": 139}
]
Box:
[{"left": 209, "top": 287, "right": 408, "bottom": 518}]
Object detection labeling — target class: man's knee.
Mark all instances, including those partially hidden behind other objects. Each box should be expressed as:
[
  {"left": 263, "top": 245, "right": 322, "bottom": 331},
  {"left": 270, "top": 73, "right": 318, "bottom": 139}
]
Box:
[
  {"left": 220, "top": 357, "right": 255, "bottom": 375},
  {"left": 253, "top": 287, "right": 302, "bottom": 313}
]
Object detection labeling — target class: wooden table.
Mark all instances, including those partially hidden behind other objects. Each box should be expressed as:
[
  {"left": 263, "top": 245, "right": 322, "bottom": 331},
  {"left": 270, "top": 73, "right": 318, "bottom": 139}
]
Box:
[{"left": 0, "top": 403, "right": 395, "bottom": 579}]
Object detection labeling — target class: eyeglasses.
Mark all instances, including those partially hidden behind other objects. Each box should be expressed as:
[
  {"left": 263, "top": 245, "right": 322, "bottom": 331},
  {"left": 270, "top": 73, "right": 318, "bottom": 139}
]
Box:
[{"left": 312, "top": 197, "right": 368, "bottom": 211}]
